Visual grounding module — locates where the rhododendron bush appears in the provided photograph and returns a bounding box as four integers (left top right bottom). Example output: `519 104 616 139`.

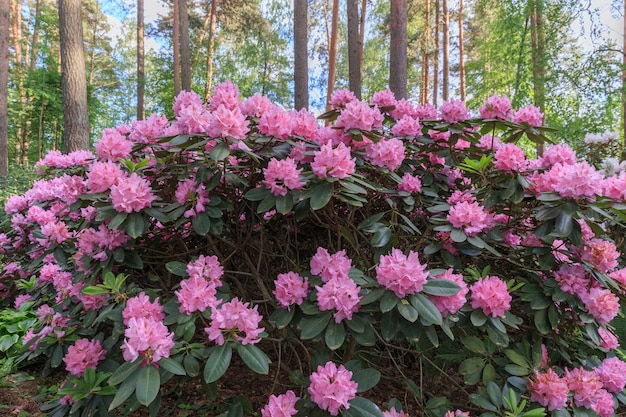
2 82 626 417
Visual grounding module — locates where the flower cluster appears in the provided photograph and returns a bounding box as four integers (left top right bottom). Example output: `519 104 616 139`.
376 248 429 298
308 361 358 416
205 297 264 345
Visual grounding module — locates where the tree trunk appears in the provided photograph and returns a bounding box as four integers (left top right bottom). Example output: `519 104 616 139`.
179 0 191 92
389 0 408 99
347 0 361 99
0 0 9 175
173 0 180 95
10 0 23 164
442 0 449 101
204 0 218 101
137 0 145 120
294 0 308 110
359 0 366 78
458 0 465 102
421 0 430 104
530 0 545 155
30 0 41 72
326 0 339 111
433 0 439 107
622 0 626 154
58 0 90 152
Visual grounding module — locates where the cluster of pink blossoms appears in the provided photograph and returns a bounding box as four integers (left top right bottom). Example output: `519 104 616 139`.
273 271 309 309
175 255 224 315
121 293 174 364
262 158 306 196
383 408 410 417
376 248 429 298
205 297 264 345
529 357 626 416
310 248 361 322
429 269 468 317
175 178 210 218
311 142 356 179
479 94 513 120
110 172 156 213
308 361 358 416
447 200 492 236
260 390 299 417
469 276 512 317
366 138 406 171
63 338 106 377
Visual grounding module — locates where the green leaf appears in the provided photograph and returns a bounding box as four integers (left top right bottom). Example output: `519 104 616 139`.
158 357 186 376
397 301 418 322
450 228 467 243
325 320 346 350
183 354 200 377
409 293 442 325
554 212 573 237
360 288 385 305
504 349 530 368
192 213 211 235
422 279 461 296
298 312 332 339
204 343 233 383
459 357 486 377
342 397 384 417
461 335 487 354
371 226 392 248
165 261 188 277
471 309 488 326
109 360 141 386
379 291 398 313
124 212 146 239
275 193 294 215
309 182 333 210
257 194 277 213
269 308 295 329
108 368 140 411
135 365 160 406
209 141 231 161
81 285 110 296
244 187 271 201
236 344 270 375
352 369 381 392
108 212 128 230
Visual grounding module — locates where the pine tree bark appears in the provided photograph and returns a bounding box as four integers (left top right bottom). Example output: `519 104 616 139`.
179 0 191 92
530 0 545 155
442 0 449 101
389 0 408 99
204 0 218 101
58 0 90 152
137 0 145 120
10 0 23 163
433 0 439 107
0 0 9 175
173 0 180 95
458 0 465 102
421 0 430 104
347 0 361 99
294 0 308 110
326 0 339 112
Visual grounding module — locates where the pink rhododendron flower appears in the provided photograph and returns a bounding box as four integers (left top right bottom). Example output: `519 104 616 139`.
540 143 577 168
398 173 422 193
4 194 29 214
310 248 353 282
444 410 470 417
209 80 241 111
513 104 543 126
261 390 299 417
129 113 169 143
308 361 358 416
176 275 220 314
366 138 405 171
477 134 502 151
566 367 604 409
470 276 511 317
502 229 522 246
439 99 470 123
553 263 590 296
187 254 224 281
173 90 204 117
598 327 619 350
95 128 132 161
429 269 468 317
206 104 250 140
392 115 421 137
335 99 384 132
41 221 71 245
86 161 123 193
608 267 626 291
447 201 491 236
63 338 106 377
479 94 513 120
580 238 619 273
590 389 615 417
290 108 319 138
175 178 210 218
376 248 429 298
311 142 356 179
384 408 409 417
581 287 619 325
122 292 165 326
390 98 418 120
177 100 211 134
527 368 569 411
415 103 437 119
205 297 264 345
595 357 626 393
371 88 397 107
316 275 361 323
110 172 156 213
262 158 306 196
274 272 309 309
240 93 274 118
330 88 357 108
258 105 293 140
493 143 528 172
121 317 175 364
14 294 32 310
